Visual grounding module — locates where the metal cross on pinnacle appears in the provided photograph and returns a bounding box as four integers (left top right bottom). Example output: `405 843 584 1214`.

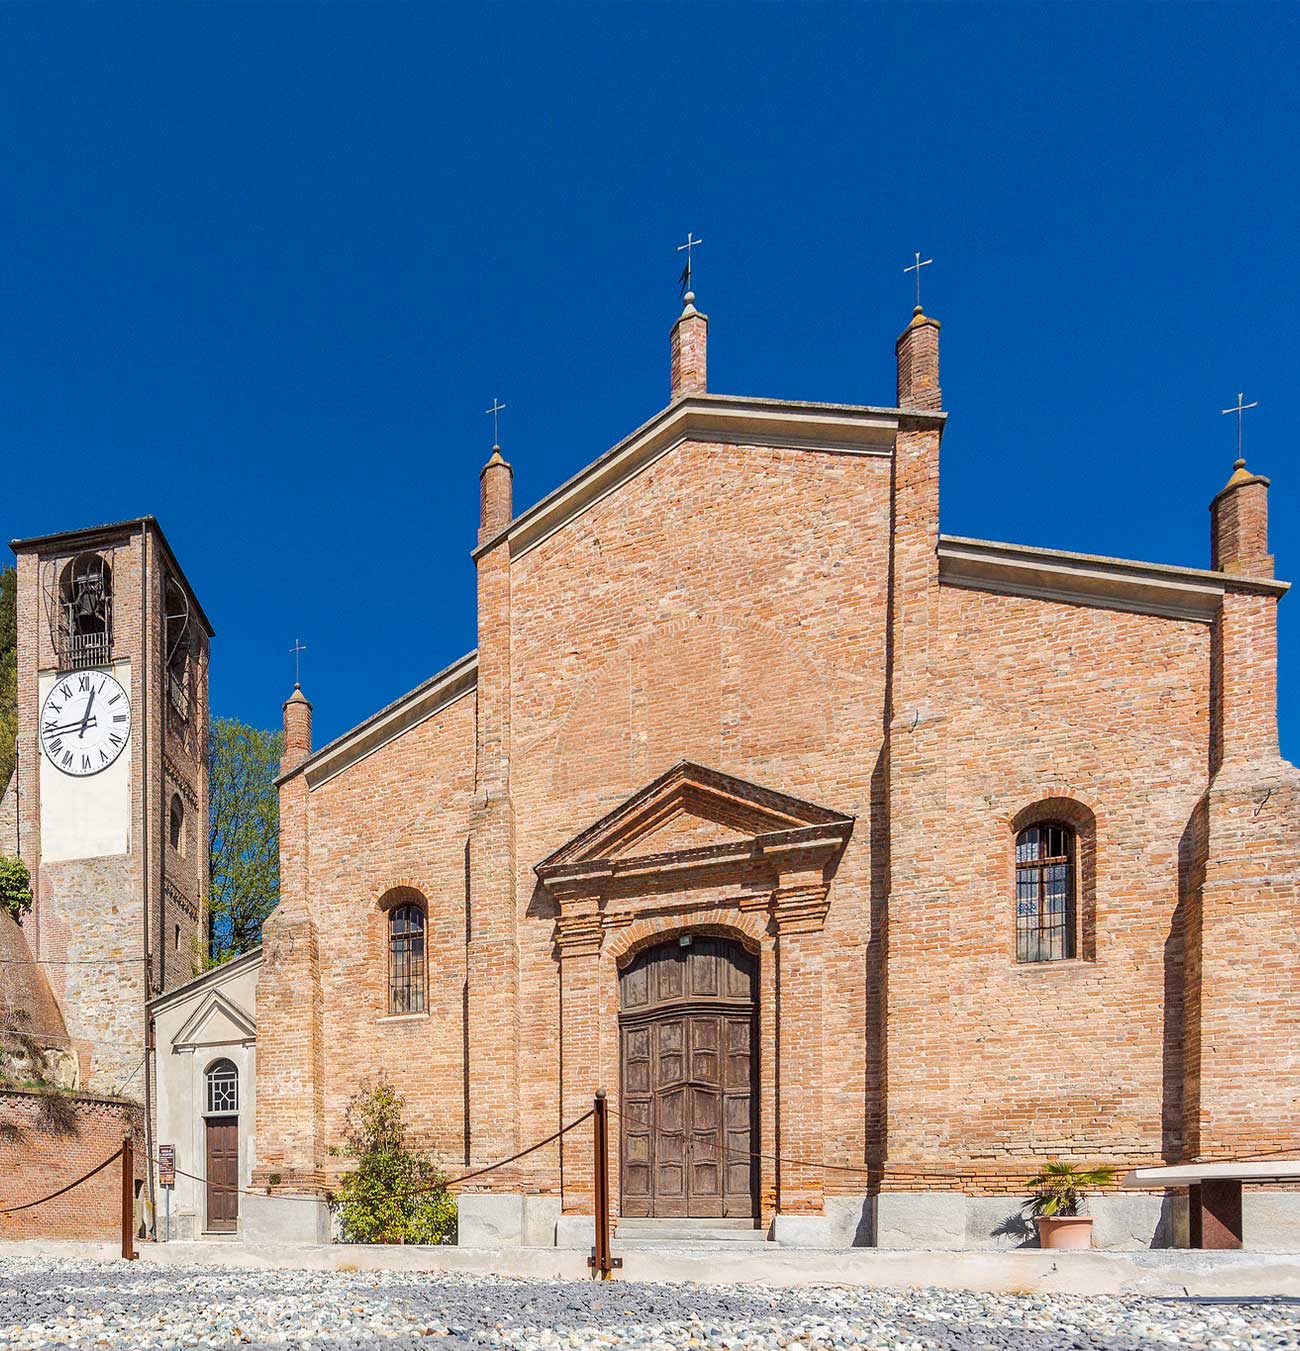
1220 391 1259 464
485 398 507 448
677 232 703 298
290 638 306 687
904 251 933 310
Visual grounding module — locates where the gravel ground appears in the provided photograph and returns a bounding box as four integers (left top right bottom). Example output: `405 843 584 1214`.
2 1256 1299 1351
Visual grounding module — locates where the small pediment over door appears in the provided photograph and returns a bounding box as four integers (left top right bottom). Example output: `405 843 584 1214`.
535 761 854 897
171 990 257 1052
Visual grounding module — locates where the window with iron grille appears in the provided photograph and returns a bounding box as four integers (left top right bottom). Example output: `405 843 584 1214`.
1015 822 1076 962
205 1059 239 1115
389 903 426 1014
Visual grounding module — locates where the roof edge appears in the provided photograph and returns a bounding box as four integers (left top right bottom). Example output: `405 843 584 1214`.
278 649 479 790
939 534 1289 624
146 944 263 1013
473 394 940 563
10 515 216 637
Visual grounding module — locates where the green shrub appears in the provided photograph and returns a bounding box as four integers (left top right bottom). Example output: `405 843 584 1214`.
329 1076 456 1244
0 855 32 924
1023 1161 1118 1218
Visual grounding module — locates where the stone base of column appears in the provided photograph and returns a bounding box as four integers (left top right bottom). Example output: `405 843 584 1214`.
771 1213 834 1247
241 1193 331 1245
457 1194 564 1247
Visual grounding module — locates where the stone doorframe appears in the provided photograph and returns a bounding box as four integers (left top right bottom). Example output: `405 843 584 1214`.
534 761 853 1230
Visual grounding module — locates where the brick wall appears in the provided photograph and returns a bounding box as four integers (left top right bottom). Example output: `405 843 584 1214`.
0 1089 143 1239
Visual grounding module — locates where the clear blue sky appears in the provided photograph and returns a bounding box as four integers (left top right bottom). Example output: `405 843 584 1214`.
2 3 1297 756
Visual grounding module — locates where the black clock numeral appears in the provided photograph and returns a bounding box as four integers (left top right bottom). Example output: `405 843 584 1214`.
80 755 92 771
113 714 127 723
99 748 110 764
48 737 63 754
109 733 123 747
61 750 73 768
108 693 122 705
78 675 90 691
48 702 62 717
59 683 72 700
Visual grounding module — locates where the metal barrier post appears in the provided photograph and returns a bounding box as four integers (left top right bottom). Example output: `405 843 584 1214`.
121 1135 136 1261
587 1090 620 1278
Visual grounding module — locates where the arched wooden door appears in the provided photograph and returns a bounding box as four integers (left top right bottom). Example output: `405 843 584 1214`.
618 936 758 1220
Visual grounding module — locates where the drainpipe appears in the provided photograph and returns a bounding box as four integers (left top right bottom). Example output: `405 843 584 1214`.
140 529 157 1238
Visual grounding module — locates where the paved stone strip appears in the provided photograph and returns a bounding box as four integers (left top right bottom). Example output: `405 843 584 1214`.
2 1256 1300 1350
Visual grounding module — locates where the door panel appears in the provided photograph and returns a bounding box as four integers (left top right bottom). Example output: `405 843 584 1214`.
205 1117 239 1232
619 938 757 1220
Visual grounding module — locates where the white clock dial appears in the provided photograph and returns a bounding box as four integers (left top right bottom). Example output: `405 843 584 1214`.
40 670 131 777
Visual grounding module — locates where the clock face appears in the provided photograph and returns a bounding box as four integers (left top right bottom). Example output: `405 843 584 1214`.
40 670 131 777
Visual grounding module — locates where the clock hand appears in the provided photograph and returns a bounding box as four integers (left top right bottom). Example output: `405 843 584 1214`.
78 686 97 739
46 717 99 734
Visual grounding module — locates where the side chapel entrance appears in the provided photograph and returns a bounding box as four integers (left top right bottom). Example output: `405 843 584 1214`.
618 936 757 1220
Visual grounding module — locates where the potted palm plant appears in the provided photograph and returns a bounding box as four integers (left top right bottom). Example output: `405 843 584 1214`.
1023 1162 1118 1249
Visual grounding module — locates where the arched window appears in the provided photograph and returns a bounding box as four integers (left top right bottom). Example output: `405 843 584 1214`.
205 1059 239 1115
1015 822 1076 962
169 793 185 854
389 903 426 1014
164 574 191 718
58 553 113 669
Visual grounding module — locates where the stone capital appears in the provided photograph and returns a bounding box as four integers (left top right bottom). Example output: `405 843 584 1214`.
769 881 831 934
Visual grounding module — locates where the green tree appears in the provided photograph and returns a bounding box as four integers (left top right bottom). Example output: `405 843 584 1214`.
208 716 282 963
329 1077 456 1245
0 565 16 793
0 855 32 924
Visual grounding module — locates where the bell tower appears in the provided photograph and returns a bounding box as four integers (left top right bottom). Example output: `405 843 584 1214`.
3 516 213 1097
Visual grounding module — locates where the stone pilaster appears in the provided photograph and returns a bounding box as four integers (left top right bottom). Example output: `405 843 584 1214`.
467 526 520 1167
771 871 830 1216
554 896 604 1213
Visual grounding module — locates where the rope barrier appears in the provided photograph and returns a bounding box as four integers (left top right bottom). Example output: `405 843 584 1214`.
0 1146 123 1216
609 1105 1299 1180
151 1107 596 1207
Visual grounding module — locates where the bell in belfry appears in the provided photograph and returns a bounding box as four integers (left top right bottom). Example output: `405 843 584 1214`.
71 570 105 622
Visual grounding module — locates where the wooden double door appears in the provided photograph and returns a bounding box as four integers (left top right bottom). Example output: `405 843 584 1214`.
619 937 757 1219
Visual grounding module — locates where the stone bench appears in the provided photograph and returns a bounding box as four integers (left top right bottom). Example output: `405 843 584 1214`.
1121 1162 1300 1249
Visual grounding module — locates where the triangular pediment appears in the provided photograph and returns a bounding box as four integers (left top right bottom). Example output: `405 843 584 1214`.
536 761 853 883
172 989 256 1052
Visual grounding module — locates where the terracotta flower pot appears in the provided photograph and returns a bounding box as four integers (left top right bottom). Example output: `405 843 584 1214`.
1035 1215 1094 1249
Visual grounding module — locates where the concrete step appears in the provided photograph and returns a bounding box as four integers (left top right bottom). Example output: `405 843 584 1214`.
613 1225 771 1247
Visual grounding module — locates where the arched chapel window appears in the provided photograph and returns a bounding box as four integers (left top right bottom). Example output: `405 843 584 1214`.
205 1059 239 1115
389 903 426 1014
1015 822 1076 963
169 793 185 854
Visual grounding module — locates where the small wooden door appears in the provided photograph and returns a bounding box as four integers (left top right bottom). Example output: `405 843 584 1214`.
205 1117 239 1232
620 937 757 1219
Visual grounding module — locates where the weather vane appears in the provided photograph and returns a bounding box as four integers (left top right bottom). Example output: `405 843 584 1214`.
1220 392 1259 464
485 398 507 448
677 231 703 298
904 251 933 310
290 638 307 687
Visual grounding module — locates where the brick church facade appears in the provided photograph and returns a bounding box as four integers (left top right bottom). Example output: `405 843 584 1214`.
249 293 1300 1248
